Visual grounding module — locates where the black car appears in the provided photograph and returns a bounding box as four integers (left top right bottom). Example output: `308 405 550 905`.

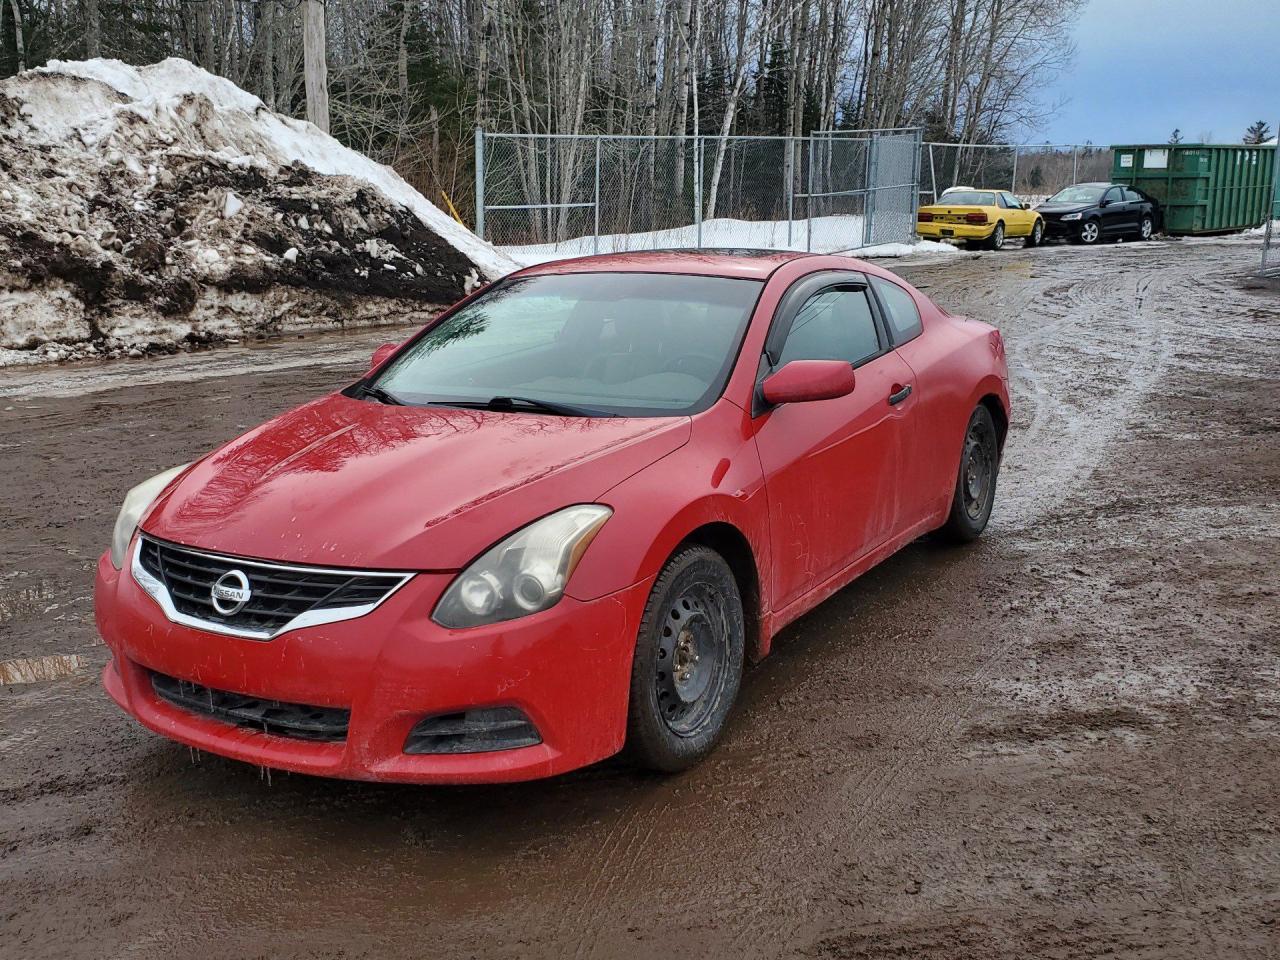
1036 183 1161 244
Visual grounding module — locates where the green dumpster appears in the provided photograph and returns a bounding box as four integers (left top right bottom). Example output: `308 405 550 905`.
1111 143 1277 235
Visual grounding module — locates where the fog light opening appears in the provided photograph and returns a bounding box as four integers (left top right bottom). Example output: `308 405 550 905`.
404 706 542 755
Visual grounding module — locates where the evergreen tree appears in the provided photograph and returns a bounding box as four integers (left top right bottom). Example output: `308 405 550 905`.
1244 121 1273 145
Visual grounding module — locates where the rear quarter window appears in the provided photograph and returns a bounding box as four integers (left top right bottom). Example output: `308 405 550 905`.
870 277 923 345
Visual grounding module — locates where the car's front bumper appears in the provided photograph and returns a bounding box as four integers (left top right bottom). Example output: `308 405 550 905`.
95 547 651 783
1041 218 1079 239
915 221 994 242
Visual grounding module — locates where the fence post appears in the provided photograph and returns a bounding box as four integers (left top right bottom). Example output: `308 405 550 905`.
694 136 703 247
863 134 878 248
911 129 923 218
474 128 485 240
1264 129 1280 275
1011 145 1019 192
806 135 815 252
786 137 795 248
593 136 601 256
927 142 937 204
1072 145 1079 185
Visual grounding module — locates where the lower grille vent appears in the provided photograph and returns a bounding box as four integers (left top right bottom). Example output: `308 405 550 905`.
151 672 350 741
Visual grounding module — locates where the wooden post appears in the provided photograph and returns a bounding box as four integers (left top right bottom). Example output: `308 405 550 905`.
302 0 330 134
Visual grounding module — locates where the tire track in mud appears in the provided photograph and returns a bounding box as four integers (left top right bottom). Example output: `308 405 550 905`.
902 245 1180 534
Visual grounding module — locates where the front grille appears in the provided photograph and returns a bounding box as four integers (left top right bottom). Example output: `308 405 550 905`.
137 536 409 638
151 671 349 741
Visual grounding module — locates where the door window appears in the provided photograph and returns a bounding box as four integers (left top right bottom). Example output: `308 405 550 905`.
777 287 881 367
1000 192 1021 209
1104 187 1124 204
870 277 923 344
1123 188 1144 202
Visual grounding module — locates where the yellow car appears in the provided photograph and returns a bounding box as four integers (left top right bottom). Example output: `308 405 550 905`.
916 188 1044 250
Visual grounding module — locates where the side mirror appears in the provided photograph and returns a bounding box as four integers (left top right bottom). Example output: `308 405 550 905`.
1022 201 1032 210
1098 198 1110 208
761 359 856 406
368 342 399 372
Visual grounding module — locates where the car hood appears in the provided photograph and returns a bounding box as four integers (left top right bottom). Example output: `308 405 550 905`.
142 393 691 570
1036 202 1093 215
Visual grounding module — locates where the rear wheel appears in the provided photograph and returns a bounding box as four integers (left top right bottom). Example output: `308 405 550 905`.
625 545 744 772
1025 218 1044 248
985 221 1006 251
939 405 1001 543
1078 219 1101 244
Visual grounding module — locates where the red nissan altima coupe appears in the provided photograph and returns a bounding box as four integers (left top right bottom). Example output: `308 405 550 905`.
95 250 1009 783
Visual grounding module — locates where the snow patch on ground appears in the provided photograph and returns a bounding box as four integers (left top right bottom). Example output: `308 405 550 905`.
0 58 514 365
500 215 960 266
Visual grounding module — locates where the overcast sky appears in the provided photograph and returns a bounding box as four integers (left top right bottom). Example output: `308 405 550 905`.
1034 0 1279 146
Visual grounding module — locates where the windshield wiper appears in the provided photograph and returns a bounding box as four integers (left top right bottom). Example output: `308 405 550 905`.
428 396 613 417
358 383 406 406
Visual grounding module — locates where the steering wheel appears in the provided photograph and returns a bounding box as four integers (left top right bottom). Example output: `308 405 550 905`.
664 353 721 381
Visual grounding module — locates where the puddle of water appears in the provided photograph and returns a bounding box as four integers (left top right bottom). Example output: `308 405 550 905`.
0 654 86 685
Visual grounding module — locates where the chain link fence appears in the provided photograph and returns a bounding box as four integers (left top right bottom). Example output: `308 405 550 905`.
921 142 1115 204
1262 126 1280 277
476 128 922 264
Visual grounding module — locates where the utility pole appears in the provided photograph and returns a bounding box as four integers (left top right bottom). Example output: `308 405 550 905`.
302 0 330 134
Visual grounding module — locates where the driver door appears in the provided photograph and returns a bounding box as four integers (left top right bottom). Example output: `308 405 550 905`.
1000 192 1032 236
751 273 915 611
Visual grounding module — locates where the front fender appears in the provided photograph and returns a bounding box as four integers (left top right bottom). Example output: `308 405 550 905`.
566 400 771 619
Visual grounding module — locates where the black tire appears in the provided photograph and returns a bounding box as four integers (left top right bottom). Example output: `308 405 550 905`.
625 544 744 772
939 405 1001 543
1137 215 1154 241
1077 218 1101 245
1024 218 1044 248
985 221 1006 251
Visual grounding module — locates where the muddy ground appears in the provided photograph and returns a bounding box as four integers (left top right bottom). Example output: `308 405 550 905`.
1 238 1278 959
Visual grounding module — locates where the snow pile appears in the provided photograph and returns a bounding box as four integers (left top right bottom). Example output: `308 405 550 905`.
0 58 515 365
500 215 960 266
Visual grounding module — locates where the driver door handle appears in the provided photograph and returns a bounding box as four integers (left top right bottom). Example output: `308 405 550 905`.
888 384 913 406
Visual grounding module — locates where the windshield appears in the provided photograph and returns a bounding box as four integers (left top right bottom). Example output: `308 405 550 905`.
370 272 763 417
1048 185 1106 204
937 191 996 206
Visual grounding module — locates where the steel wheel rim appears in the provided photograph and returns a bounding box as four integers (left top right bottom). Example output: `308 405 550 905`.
1141 219 1152 240
993 225 1004 248
655 580 730 736
1033 222 1042 243
961 422 995 521
1082 222 1099 243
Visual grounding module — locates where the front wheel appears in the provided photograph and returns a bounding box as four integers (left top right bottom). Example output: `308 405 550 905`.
1137 216 1153 241
1025 219 1044 248
625 545 745 772
939 405 1001 543
1078 219 1101 244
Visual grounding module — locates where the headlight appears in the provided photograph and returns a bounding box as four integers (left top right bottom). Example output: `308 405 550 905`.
433 505 612 628
109 463 190 569
1061 212 1082 221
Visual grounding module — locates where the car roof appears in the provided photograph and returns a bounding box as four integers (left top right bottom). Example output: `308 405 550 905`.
512 249 821 281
